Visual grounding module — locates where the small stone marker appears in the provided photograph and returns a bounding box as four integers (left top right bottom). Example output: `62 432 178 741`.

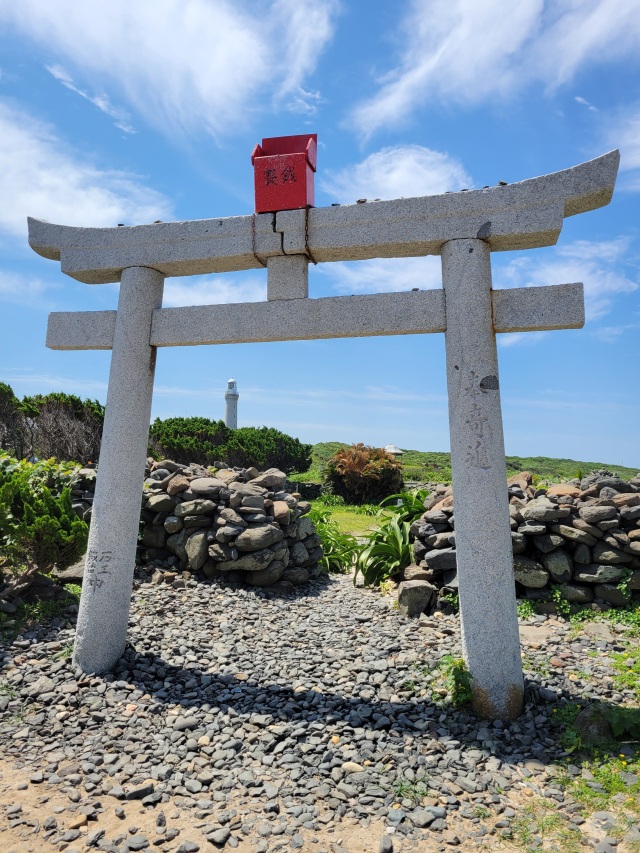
28 149 620 719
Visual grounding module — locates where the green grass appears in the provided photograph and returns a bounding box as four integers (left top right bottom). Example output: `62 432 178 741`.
611 648 640 699
310 501 382 536
509 798 583 853
290 442 638 486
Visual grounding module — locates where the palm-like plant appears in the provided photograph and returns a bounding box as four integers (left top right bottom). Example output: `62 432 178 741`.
378 489 430 523
354 515 413 587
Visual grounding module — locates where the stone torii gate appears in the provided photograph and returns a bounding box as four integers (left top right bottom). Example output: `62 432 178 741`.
28 150 619 720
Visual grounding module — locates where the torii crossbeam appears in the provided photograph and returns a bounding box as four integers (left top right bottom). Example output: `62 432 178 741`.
29 150 619 720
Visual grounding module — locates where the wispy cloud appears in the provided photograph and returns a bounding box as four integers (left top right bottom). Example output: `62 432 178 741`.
592 322 640 342
575 95 597 112
605 102 640 190
1 0 338 140
46 64 135 133
321 145 472 203
1 370 108 396
0 101 172 239
494 237 638 345
0 270 61 308
350 0 640 136
163 274 266 308
319 256 442 296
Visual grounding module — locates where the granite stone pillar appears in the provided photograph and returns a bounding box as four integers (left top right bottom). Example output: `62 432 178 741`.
441 238 524 719
73 266 164 674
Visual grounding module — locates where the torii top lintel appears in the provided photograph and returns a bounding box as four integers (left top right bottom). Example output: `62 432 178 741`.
27 151 619 285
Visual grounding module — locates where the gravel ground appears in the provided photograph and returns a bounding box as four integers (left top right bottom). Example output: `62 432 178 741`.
0 571 638 853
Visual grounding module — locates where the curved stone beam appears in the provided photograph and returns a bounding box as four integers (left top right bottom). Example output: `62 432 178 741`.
28 151 619 284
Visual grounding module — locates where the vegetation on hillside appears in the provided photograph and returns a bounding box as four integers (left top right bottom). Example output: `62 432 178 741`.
149 416 312 473
0 383 104 464
292 442 639 485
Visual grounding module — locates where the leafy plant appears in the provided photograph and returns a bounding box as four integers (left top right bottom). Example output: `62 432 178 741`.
379 489 430 522
314 493 346 507
434 655 473 707
440 589 459 613
308 508 358 573
0 455 88 574
324 443 403 505
517 599 536 619
354 515 412 587
551 585 571 617
394 778 431 804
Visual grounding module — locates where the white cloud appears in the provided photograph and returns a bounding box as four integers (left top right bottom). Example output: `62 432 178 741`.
0 270 60 308
46 65 135 134
320 256 442 296
321 145 472 203
1 0 338 139
575 95 597 113
605 103 640 190
0 102 173 239
494 237 638 337
163 274 266 308
351 0 640 136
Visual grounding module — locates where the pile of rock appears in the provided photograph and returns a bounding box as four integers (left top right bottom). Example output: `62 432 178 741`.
403 470 640 614
73 461 323 589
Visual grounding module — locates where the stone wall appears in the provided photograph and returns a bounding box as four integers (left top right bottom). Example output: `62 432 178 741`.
72 460 323 589
408 470 640 612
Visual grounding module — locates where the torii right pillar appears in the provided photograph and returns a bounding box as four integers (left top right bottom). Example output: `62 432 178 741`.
442 238 524 718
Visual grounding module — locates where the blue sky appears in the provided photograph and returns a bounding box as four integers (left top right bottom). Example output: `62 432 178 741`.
0 0 639 467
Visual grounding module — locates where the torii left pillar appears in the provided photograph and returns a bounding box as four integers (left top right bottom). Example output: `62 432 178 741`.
73 266 164 673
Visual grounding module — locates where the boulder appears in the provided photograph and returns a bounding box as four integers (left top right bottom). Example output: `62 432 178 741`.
513 556 548 588
174 499 217 518
542 550 572 583
246 561 285 586
235 524 284 552
188 477 227 496
397 580 436 617
593 541 633 564
185 531 209 571
250 468 287 490
217 547 275 572
573 564 627 584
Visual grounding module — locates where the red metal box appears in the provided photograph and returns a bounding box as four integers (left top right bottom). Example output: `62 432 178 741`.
251 134 317 213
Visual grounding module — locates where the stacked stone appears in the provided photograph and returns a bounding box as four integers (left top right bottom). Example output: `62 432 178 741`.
137 461 323 587
408 470 640 612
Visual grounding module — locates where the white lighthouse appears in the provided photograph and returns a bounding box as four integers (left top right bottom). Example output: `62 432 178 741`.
224 378 239 429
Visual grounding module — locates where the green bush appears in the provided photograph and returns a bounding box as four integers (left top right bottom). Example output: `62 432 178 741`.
324 443 403 505
0 455 88 574
149 417 312 473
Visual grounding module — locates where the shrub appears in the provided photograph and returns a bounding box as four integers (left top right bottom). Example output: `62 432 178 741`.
0 455 88 574
324 443 403 505
224 427 312 474
149 416 229 465
26 392 104 463
149 417 311 473
0 384 104 463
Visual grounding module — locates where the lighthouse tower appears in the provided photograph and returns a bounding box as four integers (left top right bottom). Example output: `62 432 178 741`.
224 378 239 429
